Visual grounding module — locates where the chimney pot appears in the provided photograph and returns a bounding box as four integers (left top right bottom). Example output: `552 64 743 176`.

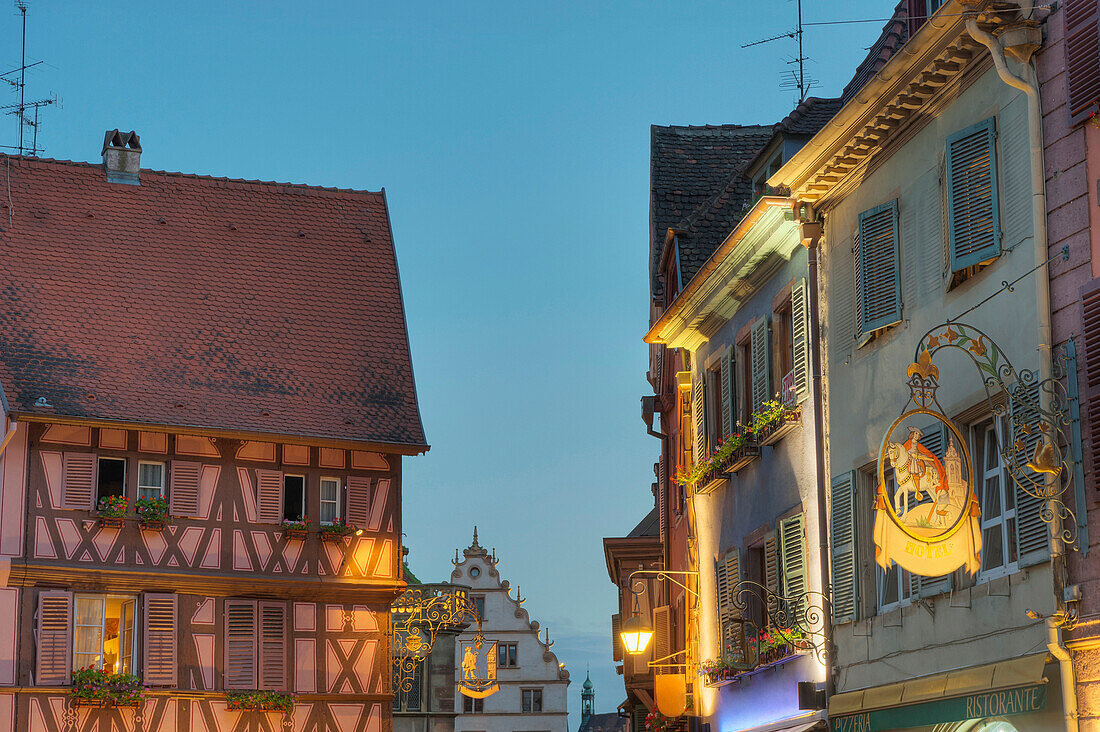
102 129 141 185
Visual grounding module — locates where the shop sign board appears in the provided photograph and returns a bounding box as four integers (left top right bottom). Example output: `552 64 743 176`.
831 683 1046 732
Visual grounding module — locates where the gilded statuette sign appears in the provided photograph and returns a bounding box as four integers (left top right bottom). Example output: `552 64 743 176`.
874 351 982 576
459 638 499 698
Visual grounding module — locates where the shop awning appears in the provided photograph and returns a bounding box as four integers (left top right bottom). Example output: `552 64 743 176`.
736 711 827 732
829 653 1048 731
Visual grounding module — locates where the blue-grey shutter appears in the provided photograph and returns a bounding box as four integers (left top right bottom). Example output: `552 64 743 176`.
1011 384 1051 567
857 200 902 334
720 348 733 437
751 317 771 414
852 229 864 341
946 117 1000 273
830 473 858 624
792 278 811 402
779 513 807 619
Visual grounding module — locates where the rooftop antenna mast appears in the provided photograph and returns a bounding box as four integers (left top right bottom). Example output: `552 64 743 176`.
1 1 56 156
742 0 817 102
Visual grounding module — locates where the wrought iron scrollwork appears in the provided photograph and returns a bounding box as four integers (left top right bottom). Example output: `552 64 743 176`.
727 580 829 666
914 322 1080 550
392 584 482 694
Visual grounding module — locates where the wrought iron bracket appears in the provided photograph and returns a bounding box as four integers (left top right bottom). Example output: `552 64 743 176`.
627 569 700 598
648 649 690 669
724 579 830 666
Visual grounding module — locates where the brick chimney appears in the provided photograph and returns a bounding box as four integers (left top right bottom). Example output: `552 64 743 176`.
101 130 141 185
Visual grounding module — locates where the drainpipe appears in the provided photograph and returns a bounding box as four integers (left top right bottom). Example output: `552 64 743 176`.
1048 614 1080 732
966 13 1076 731
801 215 832 701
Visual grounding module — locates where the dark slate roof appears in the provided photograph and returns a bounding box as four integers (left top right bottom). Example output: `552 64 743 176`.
840 0 911 104
579 713 629 732
0 154 427 449
628 506 659 538
650 124 773 290
776 96 844 136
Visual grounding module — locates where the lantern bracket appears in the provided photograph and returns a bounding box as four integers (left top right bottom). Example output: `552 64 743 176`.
627 569 700 598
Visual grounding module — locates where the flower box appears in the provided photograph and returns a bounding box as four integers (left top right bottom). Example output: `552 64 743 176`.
320 530 352 543
702 668 740 688
695 471 727 496
139 519 166 531
70 668 147 709
225 691 294 712
756 407 802 447
283 528 309 541
718 443 760 474
97 516 125 529
73 697 110 708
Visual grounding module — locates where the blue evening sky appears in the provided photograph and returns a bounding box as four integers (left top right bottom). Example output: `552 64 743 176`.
4 2 889 725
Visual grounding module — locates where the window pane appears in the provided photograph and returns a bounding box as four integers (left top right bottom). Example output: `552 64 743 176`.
983 526 1004 571
984 477 1002 519
509 644 517 667
74 597 105 670
97 459 126 501
1007 517 1018 564
139 463 163 488
119 600 134 675
283 476 305 521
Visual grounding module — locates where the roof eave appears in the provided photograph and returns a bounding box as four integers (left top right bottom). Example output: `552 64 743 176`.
644 196 794 347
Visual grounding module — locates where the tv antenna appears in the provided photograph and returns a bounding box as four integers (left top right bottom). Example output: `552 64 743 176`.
742 0 816 102
1 1 57 156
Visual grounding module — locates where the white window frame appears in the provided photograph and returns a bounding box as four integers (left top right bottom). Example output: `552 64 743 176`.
137 461 166 501
319 477 341 525
73 593 137 674
972 418 1018 582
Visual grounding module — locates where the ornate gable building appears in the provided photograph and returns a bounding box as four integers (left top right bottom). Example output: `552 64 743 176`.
0 133 427 730
450 530 569 732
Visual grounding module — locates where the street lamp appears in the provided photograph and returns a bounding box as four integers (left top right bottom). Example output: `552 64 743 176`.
620 613 653 655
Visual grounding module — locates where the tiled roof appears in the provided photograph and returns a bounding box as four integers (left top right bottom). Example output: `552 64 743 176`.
840 0 911 104
0 155 427 449
776 96 844 136
650 124 773 289
579 713 628 732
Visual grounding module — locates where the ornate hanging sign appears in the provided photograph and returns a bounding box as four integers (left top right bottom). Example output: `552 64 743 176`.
459 638 499 698
874 350 983 576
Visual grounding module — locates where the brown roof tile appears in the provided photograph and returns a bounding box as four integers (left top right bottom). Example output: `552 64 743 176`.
0 155 427 449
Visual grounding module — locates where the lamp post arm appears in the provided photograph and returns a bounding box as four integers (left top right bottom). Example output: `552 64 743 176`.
627 569 699 598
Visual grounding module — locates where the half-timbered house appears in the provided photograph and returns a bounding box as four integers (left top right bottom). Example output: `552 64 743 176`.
0 132 428 730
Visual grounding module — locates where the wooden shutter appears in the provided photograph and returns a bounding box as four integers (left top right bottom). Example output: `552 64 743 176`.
1065 0 1100 125
224 600 257 689
168 461 201 517
714 549 744 666
35 591 72 686
1011 385 1051 567
791 277 811 402
1081 278 1100 492
693 376 706 464
255 470 283 523
652 606 671 673
611 614 623 662
259 601 287 690
857 200 902 334
143 593 177 686
719 348 733 437
763 532 780 621
946 118 1000 273
779 513 807 619
751 317 771 414
852 229 865 341
830 473 858 624
61 453 95 510
346 476 371 529
657 458 667 546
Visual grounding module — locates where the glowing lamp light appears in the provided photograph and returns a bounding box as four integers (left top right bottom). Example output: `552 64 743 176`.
620 614 653 655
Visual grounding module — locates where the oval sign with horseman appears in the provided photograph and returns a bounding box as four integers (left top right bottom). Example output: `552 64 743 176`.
874 407 983 576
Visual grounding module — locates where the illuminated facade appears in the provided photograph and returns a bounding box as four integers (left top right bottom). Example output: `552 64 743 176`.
0 136 427 729
450 531 570 732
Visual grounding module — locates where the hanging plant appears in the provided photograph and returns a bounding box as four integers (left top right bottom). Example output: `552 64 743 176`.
282 518 310 540
225 690 295 712
135 496 168 529
70 666 148 707
319 517 356 541
645 710 677 732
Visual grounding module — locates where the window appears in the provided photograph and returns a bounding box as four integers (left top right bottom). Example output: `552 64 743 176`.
392 659 423 712
854 200 902 341
320 478 341 524
705 364 722 453
946 118 1000 285
464 695 484 713
498 642 518 668
1064 0 1100 125
96 458 126 504
972 419 1018 579
874 472 912 612
472 595 486 620
138 462 165 500
283 475 305 522
73 595 136 674
522 688 543 713
224 600 287 690
774 300 794 384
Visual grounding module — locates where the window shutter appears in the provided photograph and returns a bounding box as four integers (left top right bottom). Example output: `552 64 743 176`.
1065 0 1100 125
1081 278 1100 492
255 470 283 523
35 591 72 686
658 458 668 546
791 277 811 402
714 549 744 666
779 513 807 619
857 200 902 334
259 601 287 691
611 614 623 662
224 600 258 689
168 461 201 517
946 118 1000 273
143 593 177 686
61 452 95 510
693 376 706 464
719 349 733 437
346 476 371 529
830 473 858 624
1011 385 1051 567
852 229 865 341
652 605 671 673
763 531 780 620
751 317 771 414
